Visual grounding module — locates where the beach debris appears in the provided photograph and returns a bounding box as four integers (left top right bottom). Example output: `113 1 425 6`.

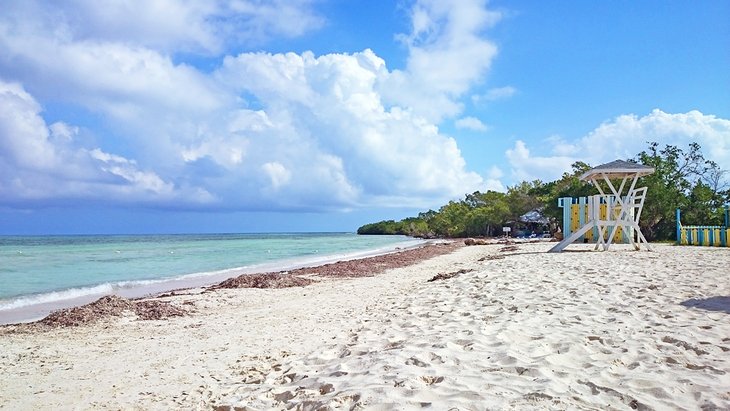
479 255 505 261
211 273 315 289
427 268 474 282
133 300 188 320
33 295 187 328
155 289 203 298
464 238 489 246
304 242 461 278
209 243 462 291
499 245 519 252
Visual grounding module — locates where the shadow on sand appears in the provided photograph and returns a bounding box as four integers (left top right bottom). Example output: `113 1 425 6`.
680 296 730 314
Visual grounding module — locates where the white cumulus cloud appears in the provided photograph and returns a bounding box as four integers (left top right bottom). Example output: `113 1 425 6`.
0 80 205 206
455 116 489 132
0 0 324 55
473 86 517 103
214 48 483 208
484 165 506 192
506 109 730 183
262 162 292 190
506 140 575 182
0 0 497 212
382 0 502 122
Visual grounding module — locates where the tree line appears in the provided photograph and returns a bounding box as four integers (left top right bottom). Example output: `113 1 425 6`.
357 142 730 241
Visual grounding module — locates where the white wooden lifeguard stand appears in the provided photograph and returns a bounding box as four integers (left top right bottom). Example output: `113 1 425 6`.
549 160 655 252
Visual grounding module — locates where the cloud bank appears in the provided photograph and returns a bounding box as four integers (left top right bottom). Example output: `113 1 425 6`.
1 0 727 215
506 109 730 183
0 0 493 211
0 80 210 207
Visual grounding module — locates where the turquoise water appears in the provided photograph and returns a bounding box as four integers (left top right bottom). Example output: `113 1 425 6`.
0 233 419 313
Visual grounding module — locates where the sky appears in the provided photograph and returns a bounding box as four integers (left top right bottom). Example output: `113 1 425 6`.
0 0 728 235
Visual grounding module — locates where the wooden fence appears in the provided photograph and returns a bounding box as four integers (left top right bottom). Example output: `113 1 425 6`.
676 207 730 247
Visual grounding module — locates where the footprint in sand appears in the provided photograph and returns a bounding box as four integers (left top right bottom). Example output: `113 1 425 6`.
240 367 265 384
661 336 709 355
273 390 296 402
429 352 445 364
421 376 444 385
384 340 405 351
405 357 429 367
275 372 302 384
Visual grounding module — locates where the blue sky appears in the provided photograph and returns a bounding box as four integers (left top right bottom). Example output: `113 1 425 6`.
1 0 728 234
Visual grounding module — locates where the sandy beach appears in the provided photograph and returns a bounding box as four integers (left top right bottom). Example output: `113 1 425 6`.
1 242 729 410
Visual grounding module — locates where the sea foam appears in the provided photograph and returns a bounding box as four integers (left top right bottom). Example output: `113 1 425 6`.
0 283 115 311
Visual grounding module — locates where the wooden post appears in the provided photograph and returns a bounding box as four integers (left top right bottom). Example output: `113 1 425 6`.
720 206 730 247
675 208 681 245
559 197 572 240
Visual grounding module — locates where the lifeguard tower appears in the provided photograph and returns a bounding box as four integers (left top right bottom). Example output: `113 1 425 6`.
549 160 655 252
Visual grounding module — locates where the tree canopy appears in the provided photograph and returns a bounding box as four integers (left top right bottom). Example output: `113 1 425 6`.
357 142 729 241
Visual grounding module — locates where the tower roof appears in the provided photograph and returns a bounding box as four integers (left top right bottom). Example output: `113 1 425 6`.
580 160 655 181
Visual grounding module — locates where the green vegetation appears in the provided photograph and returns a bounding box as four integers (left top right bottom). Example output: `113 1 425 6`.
357 142 729 241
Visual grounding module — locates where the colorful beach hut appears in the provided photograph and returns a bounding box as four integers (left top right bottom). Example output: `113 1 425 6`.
549 160 655 252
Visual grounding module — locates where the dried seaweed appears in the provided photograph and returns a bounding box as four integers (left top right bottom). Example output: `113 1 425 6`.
479 255 505 261
210 273 316 290
134 300 188 320
428 268 474 282
464 238 489 246
209 242 461 290
294 242 461 279
33 295 187 328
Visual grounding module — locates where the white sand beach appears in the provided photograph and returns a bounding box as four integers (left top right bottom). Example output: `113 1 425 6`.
1 242 729 410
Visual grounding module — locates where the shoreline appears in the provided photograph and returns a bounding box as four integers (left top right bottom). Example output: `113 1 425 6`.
5 241 460 330
1 242 728 409
0 236 434 325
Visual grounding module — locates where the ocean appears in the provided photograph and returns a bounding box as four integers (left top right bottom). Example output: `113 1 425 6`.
0 233 421 324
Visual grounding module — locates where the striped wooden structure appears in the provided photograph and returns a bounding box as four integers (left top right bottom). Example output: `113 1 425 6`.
558 197 628 243
676 207 730 247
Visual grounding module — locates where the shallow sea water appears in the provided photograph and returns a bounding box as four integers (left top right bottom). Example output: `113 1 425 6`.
0 233 419 321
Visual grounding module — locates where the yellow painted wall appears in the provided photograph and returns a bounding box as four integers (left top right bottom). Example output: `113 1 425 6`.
569 203 624 243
